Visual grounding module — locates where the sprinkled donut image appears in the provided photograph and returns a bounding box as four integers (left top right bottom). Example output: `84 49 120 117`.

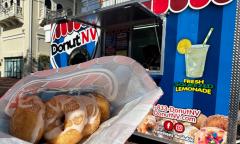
194 127 227 144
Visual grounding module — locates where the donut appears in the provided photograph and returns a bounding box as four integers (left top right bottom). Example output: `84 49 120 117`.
202 115 228 131
137 114 156 134
88 92 110 122
75 95 101 138
44 95 88 144
194 127 227 144
9 96 45 143
192 114 207 129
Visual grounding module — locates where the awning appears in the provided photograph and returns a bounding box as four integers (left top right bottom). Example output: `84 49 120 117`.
148 0 233 14
97 2 159 28
51 2 160 40
50 0 233 39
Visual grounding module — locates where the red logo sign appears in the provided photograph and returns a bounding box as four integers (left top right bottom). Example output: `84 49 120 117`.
147 0 233 14
174 122 185 133
163 121 174 131
52 21 82 40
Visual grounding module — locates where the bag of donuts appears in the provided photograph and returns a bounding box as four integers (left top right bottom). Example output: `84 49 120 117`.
0 56 163 144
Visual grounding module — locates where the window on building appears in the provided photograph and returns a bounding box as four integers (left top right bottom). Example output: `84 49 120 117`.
67 8 73 16
17 0 20 6
45 0 51 9
5 2 8 8
10 0 13 6
57 4 63 11
4 57 23 79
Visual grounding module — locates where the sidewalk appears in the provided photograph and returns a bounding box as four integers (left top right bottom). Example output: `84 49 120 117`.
0 78 19 97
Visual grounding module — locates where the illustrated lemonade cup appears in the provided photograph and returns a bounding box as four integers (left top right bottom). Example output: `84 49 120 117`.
185 44 210 78
177 28 214 78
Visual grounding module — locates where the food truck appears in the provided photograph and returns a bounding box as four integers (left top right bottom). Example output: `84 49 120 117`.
0 0 237 143
43 0 240 143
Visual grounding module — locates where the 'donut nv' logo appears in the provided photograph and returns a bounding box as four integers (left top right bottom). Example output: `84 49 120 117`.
50 21 99 69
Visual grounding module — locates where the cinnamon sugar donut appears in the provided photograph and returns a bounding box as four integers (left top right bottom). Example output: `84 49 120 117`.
10 96 45 143
202 115 228 131
44 95 88 144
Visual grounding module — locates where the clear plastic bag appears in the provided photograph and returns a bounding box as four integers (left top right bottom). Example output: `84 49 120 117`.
0 56 163 144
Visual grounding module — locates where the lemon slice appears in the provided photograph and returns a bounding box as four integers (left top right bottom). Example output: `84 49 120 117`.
177 39 192 54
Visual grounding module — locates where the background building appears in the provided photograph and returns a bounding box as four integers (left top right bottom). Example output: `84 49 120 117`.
0 0 63 78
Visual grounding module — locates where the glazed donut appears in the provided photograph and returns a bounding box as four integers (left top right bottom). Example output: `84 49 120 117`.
10 96 45 144
194 127 227 144
192 114 207 129
202 115 228 131
88 92 110 122
75 95 101 138
44 95 88 144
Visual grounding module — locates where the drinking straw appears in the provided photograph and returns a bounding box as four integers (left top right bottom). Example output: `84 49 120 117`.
203 28 214 46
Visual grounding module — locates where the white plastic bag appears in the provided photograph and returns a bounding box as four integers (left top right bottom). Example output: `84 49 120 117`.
0 56 163 144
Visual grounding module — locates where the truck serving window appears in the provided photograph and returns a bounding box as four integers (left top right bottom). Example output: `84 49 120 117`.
99 3 164 73
104 22 162 72
132 24 161 71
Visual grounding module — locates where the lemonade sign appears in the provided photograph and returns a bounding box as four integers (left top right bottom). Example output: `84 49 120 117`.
177 28 214 78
